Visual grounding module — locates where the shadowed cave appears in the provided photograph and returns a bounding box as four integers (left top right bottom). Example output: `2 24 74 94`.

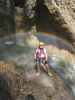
35 0 73 42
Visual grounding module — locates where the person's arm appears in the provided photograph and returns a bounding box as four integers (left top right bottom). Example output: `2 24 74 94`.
44 48 48 61
34 48 38 60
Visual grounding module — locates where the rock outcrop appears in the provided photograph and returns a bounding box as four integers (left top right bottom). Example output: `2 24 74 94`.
22 0 75 42
45 0 75 41
1 0 75 42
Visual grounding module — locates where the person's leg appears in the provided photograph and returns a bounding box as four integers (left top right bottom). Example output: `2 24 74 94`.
45 61 53 76
40 58 48 73
35 59 41 75
45 60 49 72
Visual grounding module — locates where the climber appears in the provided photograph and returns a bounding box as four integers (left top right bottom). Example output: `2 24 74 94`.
34 42 51 76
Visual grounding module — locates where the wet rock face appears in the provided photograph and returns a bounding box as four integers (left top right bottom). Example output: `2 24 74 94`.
0 0 15 37
0 61 74 100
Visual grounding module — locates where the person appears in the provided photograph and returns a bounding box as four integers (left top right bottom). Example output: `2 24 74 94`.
34 42 51 76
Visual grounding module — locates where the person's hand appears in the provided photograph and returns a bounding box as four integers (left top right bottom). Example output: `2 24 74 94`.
34 57 36 61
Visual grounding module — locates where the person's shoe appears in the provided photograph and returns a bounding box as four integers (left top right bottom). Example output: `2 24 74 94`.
48 72 52 76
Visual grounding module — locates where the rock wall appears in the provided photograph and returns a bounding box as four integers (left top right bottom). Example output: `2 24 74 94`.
45 0 75 41
0 0 15 37
22 0 75 42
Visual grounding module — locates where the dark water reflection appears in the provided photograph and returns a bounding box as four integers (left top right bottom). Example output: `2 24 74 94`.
35 34 75 53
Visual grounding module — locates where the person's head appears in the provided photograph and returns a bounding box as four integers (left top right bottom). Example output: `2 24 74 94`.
39 42 44 48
